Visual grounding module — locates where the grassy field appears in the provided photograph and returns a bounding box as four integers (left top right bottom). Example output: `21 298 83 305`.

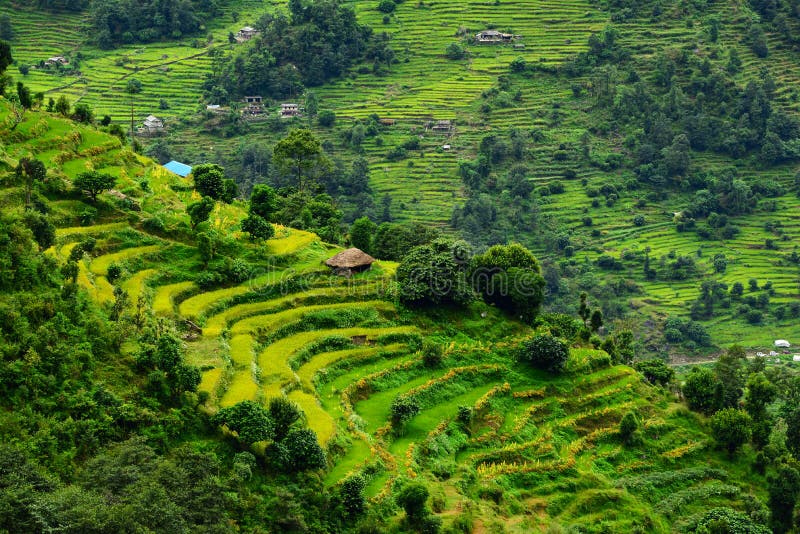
3 0 798 527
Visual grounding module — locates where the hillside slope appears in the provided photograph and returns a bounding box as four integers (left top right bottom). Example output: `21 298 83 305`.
1 101 783 531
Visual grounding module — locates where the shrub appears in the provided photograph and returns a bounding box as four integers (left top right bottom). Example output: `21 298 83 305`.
633 214 645 226
390 397 421 428
445 42 466 60
635 359 674 386
377 0 396 13
683 367 719 414
619 411 640 445
517 334 569 374
318 110 336 127
421 340 443 367
710 408 752 456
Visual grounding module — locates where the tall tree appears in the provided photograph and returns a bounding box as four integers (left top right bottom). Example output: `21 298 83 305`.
15 157 46 208
272 129 329 192
126 78 142 144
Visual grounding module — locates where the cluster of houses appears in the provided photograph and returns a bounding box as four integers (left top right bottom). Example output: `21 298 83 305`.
237 96 303 119
138 115 165 136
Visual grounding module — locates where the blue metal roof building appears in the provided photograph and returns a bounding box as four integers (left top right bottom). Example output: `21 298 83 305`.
163 160 192 177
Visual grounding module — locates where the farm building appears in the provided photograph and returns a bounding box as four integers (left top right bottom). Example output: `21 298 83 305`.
242 96 265 116
475 30 514 43
236 26 260 42
163 160 192 178
44 56 69 67
427 120 455 135
325 248 375 276
775 339 791 348
138 115 164 136
280 103 302 119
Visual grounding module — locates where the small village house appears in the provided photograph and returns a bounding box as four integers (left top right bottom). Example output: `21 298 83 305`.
138 115 164 136
325 248 376 276
236 26 260 42
44 56 69 67
280 103 302 119
427 119 454 135
475 30 514 43
242 96 265 116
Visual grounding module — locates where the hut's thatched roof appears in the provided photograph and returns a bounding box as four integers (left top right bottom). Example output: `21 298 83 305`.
325 248 375 268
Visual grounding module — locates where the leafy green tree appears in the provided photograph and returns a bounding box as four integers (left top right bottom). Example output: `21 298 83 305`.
283 428 326 471
349 216 376 253
619 411 640 445
191 164 227 200
241 214 275 241
15 157 46 208
683 367 719 414
518 334 569 374
212 400 274 446
186 196 214 230
768 464 800 533
715 345 746 409
22 212 55 251
72 103 94 124
395 483 431 527
710 408 752 456
268 396 303 442
305 91 318 118
126 78 142 141
635 359 674 386
272 129 330 192
318 110 336 127
390 397 420 429
340 474 366 518
54 95 70 116
445 42 466 60
397 239 473 306
745 372 778 448
73 171 116 202
0 39 11 75
16 82 32 109
249 184 279 220
470 243 546 321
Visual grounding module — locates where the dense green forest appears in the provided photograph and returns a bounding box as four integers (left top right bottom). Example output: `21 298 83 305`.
2 0 800 531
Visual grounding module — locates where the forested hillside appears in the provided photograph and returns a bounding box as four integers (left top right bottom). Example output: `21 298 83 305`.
2 0 800 532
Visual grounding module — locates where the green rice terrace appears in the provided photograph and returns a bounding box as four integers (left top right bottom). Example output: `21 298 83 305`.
3 0 800 532
3 100 798 532
6 0 800 352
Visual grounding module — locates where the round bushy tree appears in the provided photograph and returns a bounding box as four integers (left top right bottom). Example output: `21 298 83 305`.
191 164 227 200
249 184 279 220
187 196 215 230
268 396 303 442
517 334 569 374
710 408 752 456
470 243 545 321
349 216 376 253
212 400 274 446
682 366 719 414
396 239 473 306
241 214 275 241
283 428 326 471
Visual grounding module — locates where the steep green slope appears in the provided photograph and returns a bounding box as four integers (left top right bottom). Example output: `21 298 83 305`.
2 101 789 531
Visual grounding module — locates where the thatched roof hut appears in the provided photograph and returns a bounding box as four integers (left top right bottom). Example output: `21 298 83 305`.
325 248 375 274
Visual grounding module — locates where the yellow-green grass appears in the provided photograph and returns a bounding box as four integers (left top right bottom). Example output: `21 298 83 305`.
267 226 321 255
296 346 397 391
199 368 223 396
121 269 157 306
202 284 386 336
153 281 197 315
258 326 417 387
55 222 128 238
178 259 330 320
220 367 260 408
76 260 115 305
229 334 256 367
229 300 395 336
288 390 336 445
89 245 162 276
